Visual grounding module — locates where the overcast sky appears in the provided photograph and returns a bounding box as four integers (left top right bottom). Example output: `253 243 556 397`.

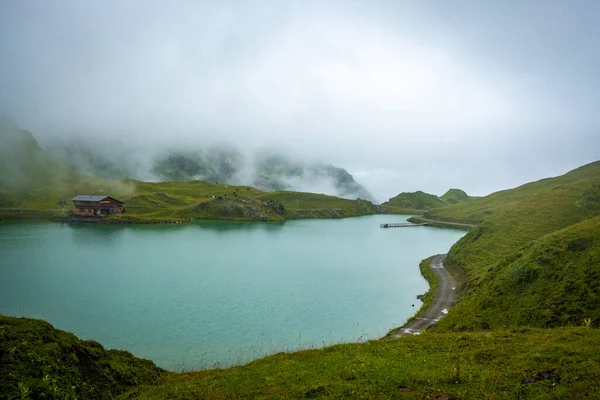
0 0 598 201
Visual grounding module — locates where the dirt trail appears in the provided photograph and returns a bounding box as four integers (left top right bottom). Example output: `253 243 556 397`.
388 254 456 338
413 217 477 228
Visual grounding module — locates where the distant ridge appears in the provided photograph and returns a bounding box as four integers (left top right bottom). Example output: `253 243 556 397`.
382 189 472 210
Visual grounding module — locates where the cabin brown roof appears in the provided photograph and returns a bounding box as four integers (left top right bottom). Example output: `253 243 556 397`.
71 195 124 204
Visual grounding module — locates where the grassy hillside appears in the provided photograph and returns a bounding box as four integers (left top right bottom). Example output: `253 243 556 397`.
49 138 375 201
0 119 75 205
383 190 446 209
0 125 386 223
3 315 600 399
425 161 600 224
440 188 471 204
383 189 471 210
0 316 162 400
431 161 600 330
439 216 600 331
1 178 386 223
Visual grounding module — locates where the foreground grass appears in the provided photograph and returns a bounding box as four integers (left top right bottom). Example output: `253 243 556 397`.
127 327 600 399
0 316 162 400
4 315 600 399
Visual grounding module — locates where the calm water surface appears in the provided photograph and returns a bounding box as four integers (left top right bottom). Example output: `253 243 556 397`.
0 215 464 370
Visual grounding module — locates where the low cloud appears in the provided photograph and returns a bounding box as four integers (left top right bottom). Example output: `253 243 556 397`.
0 1 598 200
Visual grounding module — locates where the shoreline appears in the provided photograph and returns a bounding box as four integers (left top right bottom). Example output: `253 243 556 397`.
385 254 457 338
2 208 411 225
407 216 476 230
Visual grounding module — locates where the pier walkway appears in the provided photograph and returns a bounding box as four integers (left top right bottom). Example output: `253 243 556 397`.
380 222 428 228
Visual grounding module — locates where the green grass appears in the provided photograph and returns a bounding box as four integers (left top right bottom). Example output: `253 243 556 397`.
440 188 472 204
427 161 600 331
383 189 472 211
5 127 600 398
383 190 447 209
0 127 387 223
425 161 600 224
0 178 386 223
379 205 424 215
438 216 600 331
126 327 600 399
0 315 162 400
4 315 600 399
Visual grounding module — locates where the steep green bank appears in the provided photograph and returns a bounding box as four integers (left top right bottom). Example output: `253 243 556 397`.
430 161 600 331
439 215 600 331
383 188 472 210
0 316 162 400
3 315 600 399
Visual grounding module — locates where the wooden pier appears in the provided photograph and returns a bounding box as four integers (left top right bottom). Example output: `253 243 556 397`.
380 222 428 228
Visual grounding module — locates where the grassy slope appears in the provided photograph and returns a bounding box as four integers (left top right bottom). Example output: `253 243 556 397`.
116 183 384 222
440 188 471 204
383 190 446 209
4 315 600 400
430 161 600 330
0 126 387 222
0 316 162 400
1 178 386 223
129 327 600 399
383 188 472 211
426 161 600 224
439 216 600 331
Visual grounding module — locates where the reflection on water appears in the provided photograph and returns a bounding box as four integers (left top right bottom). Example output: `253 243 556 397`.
65 220 286 244
69 224 125 245
192 220 286 233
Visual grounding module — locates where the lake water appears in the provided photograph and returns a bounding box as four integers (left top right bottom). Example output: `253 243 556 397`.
0 215 464 370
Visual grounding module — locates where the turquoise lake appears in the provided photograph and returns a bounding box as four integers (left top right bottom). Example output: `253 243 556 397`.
0 215 464 370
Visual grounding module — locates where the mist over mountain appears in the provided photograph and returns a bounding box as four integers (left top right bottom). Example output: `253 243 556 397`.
0 116 71 194
41 135 376 202
146 147 375 201
45 137 144 180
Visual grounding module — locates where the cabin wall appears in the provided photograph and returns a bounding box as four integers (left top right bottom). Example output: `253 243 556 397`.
71 200 125 216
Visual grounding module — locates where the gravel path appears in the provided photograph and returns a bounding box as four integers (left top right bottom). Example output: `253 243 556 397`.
412 217 477 228
388 254 456 338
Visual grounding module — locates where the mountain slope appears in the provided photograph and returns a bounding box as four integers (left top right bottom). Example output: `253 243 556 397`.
0 117 76 207
434 161 600 330
0 123 383 222
153 150 376 201
440 188 471 204
383 189 471 210
426 161 600 224
439 216 600 330
383 191 445 209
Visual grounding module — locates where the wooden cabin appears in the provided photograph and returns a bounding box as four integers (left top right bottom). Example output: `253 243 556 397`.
70 195 125 220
